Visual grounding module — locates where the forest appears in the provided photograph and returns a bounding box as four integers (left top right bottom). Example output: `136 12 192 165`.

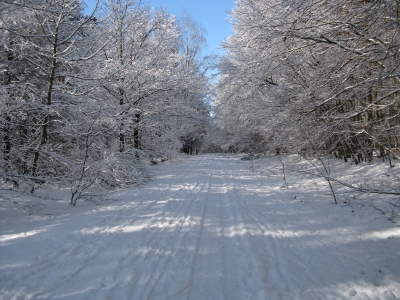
0 0 211 205
212 0 400 163
1 0 400 208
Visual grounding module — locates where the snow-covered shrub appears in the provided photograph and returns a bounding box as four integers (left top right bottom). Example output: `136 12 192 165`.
69 149 151 206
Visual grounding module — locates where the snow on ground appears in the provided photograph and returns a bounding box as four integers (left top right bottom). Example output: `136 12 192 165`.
0 154 399 300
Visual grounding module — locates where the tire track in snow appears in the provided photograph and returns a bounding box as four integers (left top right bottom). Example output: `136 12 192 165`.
222 175 270 299
218 157 300 299
72 158 208 299
184 156 214 300
235 190 295 298
137 187 206 300
123 156 214 300
245 199 313 272
215 170 245 300
96 158 211 299
242 158 327 298
217 184 229 300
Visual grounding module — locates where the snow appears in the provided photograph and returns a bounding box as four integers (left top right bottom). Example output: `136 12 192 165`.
1 154 399 300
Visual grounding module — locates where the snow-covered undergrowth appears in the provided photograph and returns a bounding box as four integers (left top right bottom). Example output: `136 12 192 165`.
252 154 400 222
0 154 399 299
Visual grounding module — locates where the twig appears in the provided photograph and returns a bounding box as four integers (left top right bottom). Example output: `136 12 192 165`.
277 155 289 188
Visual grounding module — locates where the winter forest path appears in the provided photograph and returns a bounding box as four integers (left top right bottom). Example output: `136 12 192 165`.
1 155 399 299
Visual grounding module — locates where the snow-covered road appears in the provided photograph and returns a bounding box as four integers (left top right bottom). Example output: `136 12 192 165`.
1 155 399 299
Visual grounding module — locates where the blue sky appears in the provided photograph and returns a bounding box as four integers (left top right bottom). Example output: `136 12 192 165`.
84 0 235 56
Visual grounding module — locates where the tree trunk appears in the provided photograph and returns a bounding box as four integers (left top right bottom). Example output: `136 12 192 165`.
134 113 141 149
119 87 125 152
31 28 58 181
3 115 11 171
3 39 14 178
